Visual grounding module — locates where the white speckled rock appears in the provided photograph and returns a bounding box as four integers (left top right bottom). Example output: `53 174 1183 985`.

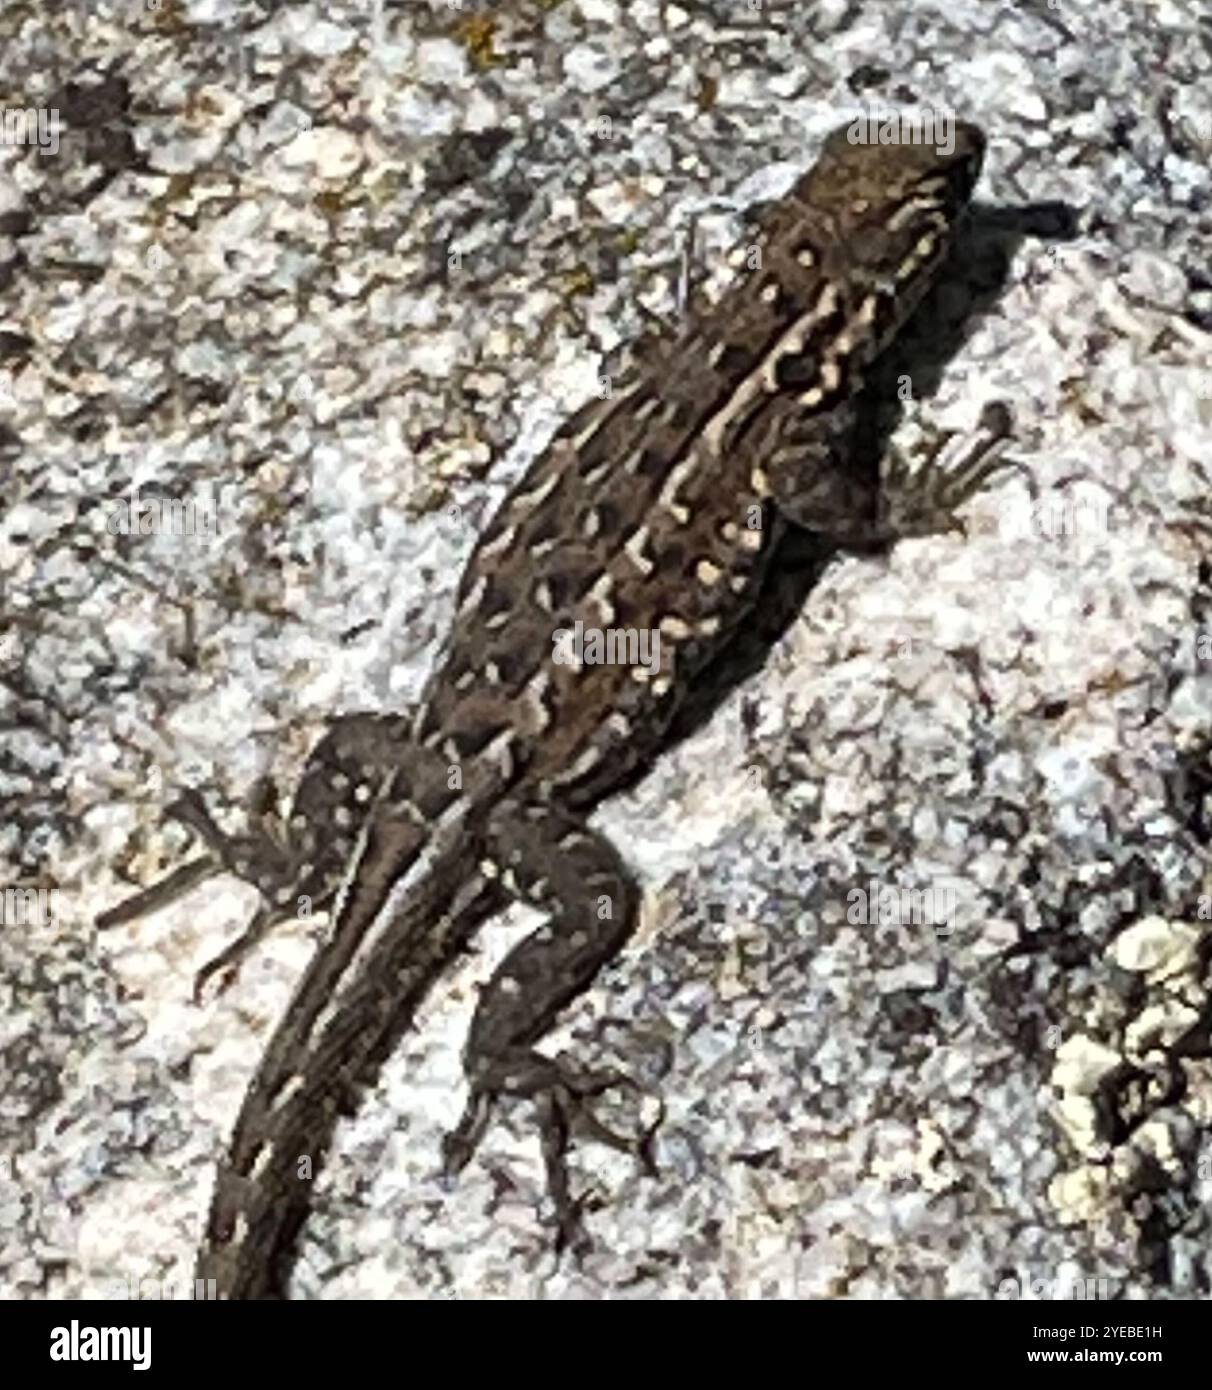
279 125 364 180
1112 916 1203 979
6 0 1212 1308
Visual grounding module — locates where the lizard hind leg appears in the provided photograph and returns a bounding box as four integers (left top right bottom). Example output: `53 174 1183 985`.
442 800 662 1252
182 712 412 999
101 712 416 995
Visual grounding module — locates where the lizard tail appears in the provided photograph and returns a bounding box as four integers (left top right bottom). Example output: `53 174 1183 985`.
195 828 507 1299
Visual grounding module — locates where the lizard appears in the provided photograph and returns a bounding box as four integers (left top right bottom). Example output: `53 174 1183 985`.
100 121 1014 1297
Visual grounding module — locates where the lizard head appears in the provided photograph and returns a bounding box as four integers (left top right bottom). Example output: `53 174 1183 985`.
789 117 985 349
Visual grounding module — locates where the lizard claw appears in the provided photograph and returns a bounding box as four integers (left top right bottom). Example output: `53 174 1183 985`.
440 1089 495 1179
192 905 279 1003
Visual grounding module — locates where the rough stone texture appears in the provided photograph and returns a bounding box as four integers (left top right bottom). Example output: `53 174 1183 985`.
2 0 1211 1300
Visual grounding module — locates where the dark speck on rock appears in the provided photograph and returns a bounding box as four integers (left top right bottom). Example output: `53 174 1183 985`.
0 332 34 362
424 129 512 195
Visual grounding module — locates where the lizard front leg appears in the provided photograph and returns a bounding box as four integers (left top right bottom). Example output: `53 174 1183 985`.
442 800 659 1249
765 398 1020 545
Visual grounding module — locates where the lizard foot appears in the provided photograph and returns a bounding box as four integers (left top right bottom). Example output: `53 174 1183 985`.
94 789 279 933
877 400 1027 539
162 790 307 1001
441 1052 663 1252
